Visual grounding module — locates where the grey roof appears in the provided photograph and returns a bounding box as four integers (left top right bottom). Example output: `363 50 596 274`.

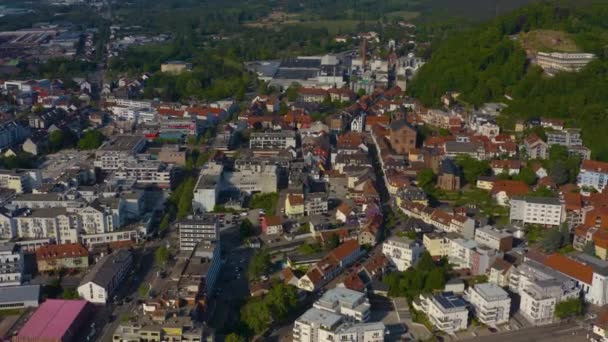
445 141 478 153
79 249 132 289
0 285 40 304
511 196 561 205
13 193 62 201
474 283 509 301
100 135 144 152
434 292 467 309
297 307 342 329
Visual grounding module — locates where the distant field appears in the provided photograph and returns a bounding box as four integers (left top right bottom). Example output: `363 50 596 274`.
386 10 421 21
517 29 580 54
285 11 420 34
286 20 373 35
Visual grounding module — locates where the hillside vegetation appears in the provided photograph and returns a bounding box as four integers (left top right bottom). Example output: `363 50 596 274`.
517 29 579 54
408 0 608 160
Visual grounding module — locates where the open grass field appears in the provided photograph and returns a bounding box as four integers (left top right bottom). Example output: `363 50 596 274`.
517 29 580 54
386 10 421 21
286 19 374 35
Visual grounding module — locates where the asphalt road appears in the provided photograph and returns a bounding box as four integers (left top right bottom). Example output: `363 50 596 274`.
95 243 159 342
208 223 254 333
469 321 587 342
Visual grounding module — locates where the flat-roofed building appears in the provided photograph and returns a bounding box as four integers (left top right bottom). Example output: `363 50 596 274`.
313 287 371 322
293 307 385 342
536 52 595 72
413 292 468 334
509 259 580 326
474 226 513 252
509 196 565 226
94 135 146 170
250 131 296 150
382 236 425 271
0 285 40 310
178 215 218 252
192 162 223 213
0 243 24 287
464 283 510 326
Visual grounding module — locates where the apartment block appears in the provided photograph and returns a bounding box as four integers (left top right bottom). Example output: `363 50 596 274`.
474 226 513 252
509 259 580 326
192 162 223 213
94 135 146 170
0 169 42 194
249 131 296 150
448 237 500 275
536 52 595 72
579 160 608 192
0 243 24 287
413 292 468 334
464 283 511 326
293 307 385 342
178 215 219 252
423 232 450 258
313 287 371 322
509 196 564 226
35 243 89 272
382 236 425 271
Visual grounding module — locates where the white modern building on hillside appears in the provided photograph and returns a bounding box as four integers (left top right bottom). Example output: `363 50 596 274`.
464 283 511 326
382 236 425 271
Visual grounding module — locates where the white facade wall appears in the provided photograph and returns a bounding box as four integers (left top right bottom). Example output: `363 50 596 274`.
382 237 425 271
509 197 564 226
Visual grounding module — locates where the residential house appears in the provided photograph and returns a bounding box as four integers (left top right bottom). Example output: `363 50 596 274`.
35 243 89 272
77 249 133 304
491 160 522 176
286 194 305 218
491 180 530 206
523 134 548 160
262 216 283 235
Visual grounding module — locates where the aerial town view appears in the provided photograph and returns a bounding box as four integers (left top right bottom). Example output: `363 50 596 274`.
1 0 608 341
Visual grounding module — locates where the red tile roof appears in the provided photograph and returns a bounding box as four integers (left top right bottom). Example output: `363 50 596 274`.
491 180 530 197
343 272 366 292
36 243 88 260
288 194 304 206
564 192 583 211
582 160 608 173
330 239 360 262
543 253 593 284
264 215 282 226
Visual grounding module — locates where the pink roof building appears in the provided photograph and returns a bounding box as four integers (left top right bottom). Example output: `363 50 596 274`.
15 299 91 342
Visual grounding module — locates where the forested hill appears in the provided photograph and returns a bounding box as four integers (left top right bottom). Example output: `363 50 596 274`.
407 0 608 160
